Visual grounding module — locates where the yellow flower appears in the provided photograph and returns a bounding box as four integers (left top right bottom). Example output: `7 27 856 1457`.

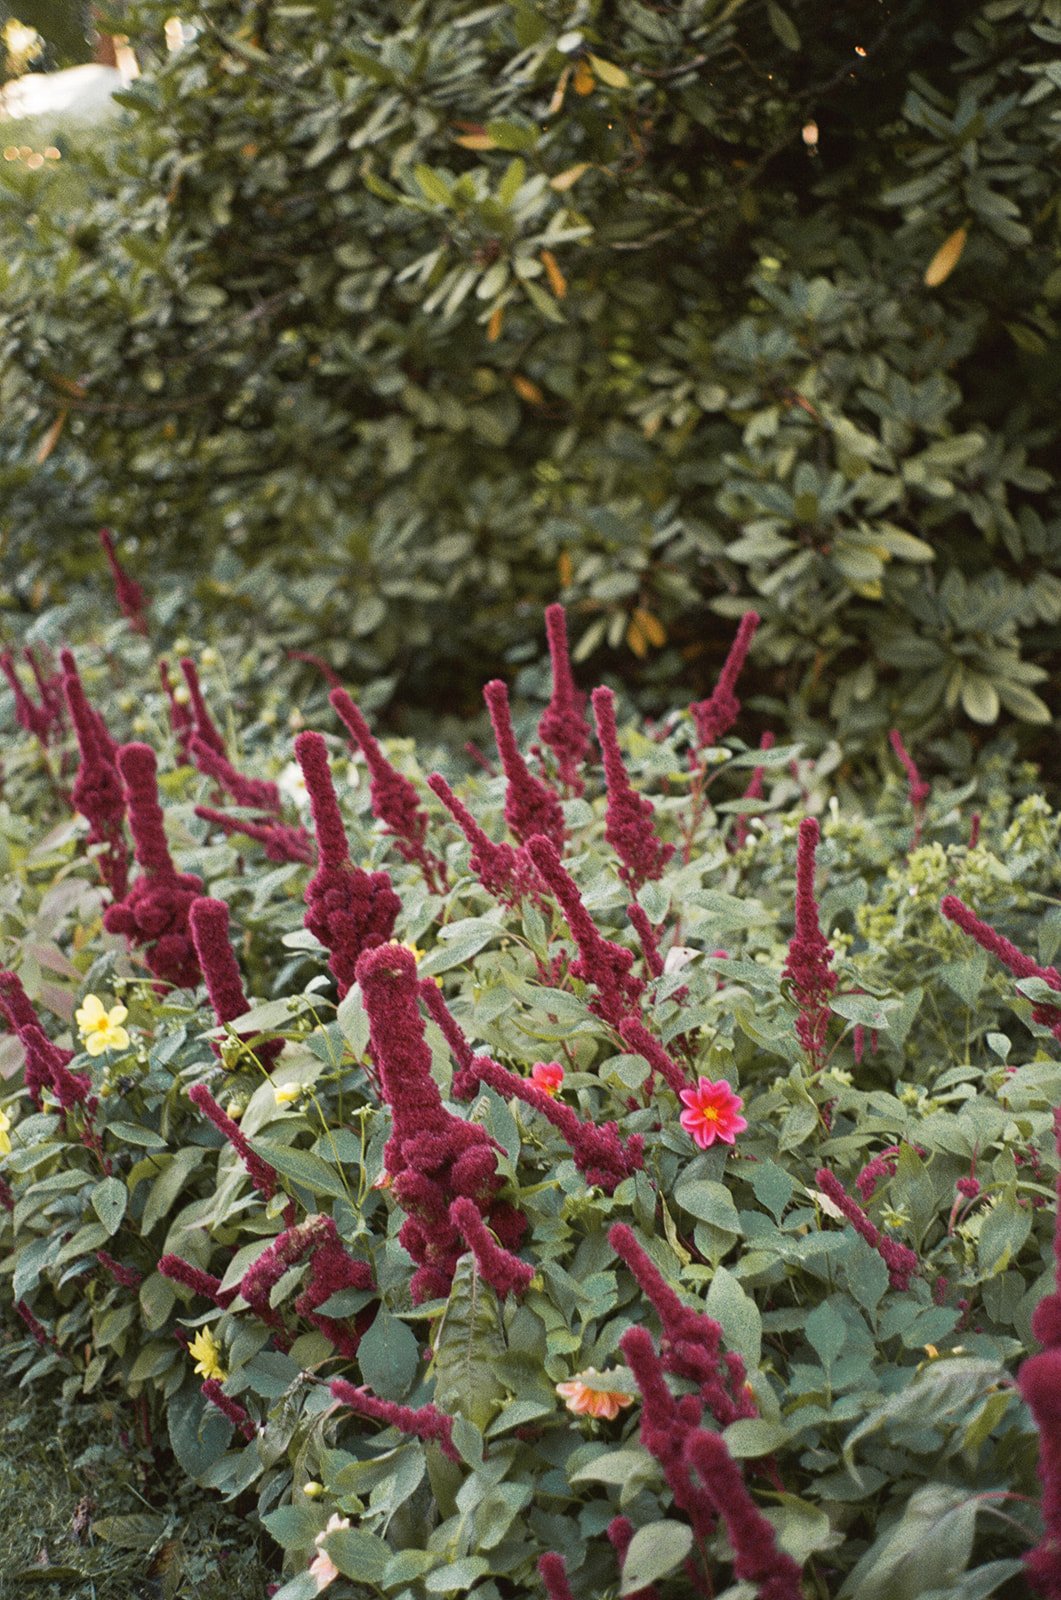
556 1369 635 1421
188 1325 226 1381
75 994 130 1056
0 1106 11 1157
274 1083 301 1106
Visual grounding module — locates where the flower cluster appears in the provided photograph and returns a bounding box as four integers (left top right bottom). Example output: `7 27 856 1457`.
103 743 204 988
357 942 525 1301
188 896 283 1068
689 611 760 749
536 603 590 795
330 689 447 891
941 894 1061 1040
592 686 673 890
295 731 401 995
62 654 128 898
426 771 537 906
524 834 643 1027
782 817 838 1070
100 528 149 635
484 679 567 853
815 1168 919 1290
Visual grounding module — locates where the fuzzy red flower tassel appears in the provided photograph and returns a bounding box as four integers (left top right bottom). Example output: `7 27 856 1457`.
537 603 590 796
295 731 400 996
690 612 759 749
356 942 525 1302
330 689 447 891
782 818 837 1070
484 679 567 852
100 528 149 635
592 686 673 890
188 896 283 1068
103 743 203 989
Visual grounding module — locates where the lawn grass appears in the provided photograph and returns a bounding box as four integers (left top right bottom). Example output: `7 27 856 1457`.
0 1353 276 1598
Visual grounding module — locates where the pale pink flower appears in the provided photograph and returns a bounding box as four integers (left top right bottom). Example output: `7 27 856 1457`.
679 1077 747 1149
309 1514 350 1592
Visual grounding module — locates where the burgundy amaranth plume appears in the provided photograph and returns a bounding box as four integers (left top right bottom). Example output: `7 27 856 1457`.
25 646 64 727
627 902 665 979
287 648 344 691
95 1250 142 1290
158 1253 237 1310
201 1380 257 1440
537 603 590 795
195 804 313 865
178 657 227 758
1018 1110 1061 1596
188 1082 278 1201
99 528 148 635
538 1554 576 1600
941 895 1061 1041
240 1215 374 1357
426 771 537 906
815 1168 918 1289
159 660 194 759
2 650 57 746
620 1324 720 1553
329 688 447 892
449 1196 534 1299
356 942 526 1302
592 686 674 890
889 728 930 847
483 679 566 852
103 743 203 989
188 897 283 1069
62 658 128 897
294 731 400 996
734 730 776 850
189 735 282 815
690 611 760 749
330 1378 458 1461
685 1431 804 1600
452 1052 643 1193
782 818 837 1071
617 1016 690 1100
610 1224 754 1426
0 971 90 1110
524 834 644 1028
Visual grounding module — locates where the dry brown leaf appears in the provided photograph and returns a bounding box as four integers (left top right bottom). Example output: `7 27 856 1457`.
35 410 67 464
924 226 968 288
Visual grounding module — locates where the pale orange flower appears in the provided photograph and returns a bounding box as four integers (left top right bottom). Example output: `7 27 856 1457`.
556 1370 634 1421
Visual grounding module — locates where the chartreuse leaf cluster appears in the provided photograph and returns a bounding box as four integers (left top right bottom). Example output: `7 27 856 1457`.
0 636 1058 1595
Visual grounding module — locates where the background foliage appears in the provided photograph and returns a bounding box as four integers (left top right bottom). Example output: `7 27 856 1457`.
2 628 1061 1595
1 0 1059 744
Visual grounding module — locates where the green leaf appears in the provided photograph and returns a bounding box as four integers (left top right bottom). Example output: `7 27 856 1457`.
432 1253 505 1431
90 1176 128 1236
723 1418 791 1457
326 1527 391 1583
766 2 801 49
356 1309 420 1401
839 1484 980 1600
424 1557 491 1593
621 1521 694 1594
705 1266 761 1368
674 1178 741 1233
249 1140 350 1202
90 1513 167 1549
804 1301 847 1369
413 165 452 206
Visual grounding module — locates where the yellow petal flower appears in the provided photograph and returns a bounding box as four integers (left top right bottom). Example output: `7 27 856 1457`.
76 995 130 1054
274 1083 301 1106
188 1326 227 1381
0 1106 11 1157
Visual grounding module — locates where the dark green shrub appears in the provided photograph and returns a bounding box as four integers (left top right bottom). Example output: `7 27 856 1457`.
2 612 1061 1594
1 0 1058 738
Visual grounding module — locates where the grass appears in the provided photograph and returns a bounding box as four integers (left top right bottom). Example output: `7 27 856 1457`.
0 1347 276 1599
